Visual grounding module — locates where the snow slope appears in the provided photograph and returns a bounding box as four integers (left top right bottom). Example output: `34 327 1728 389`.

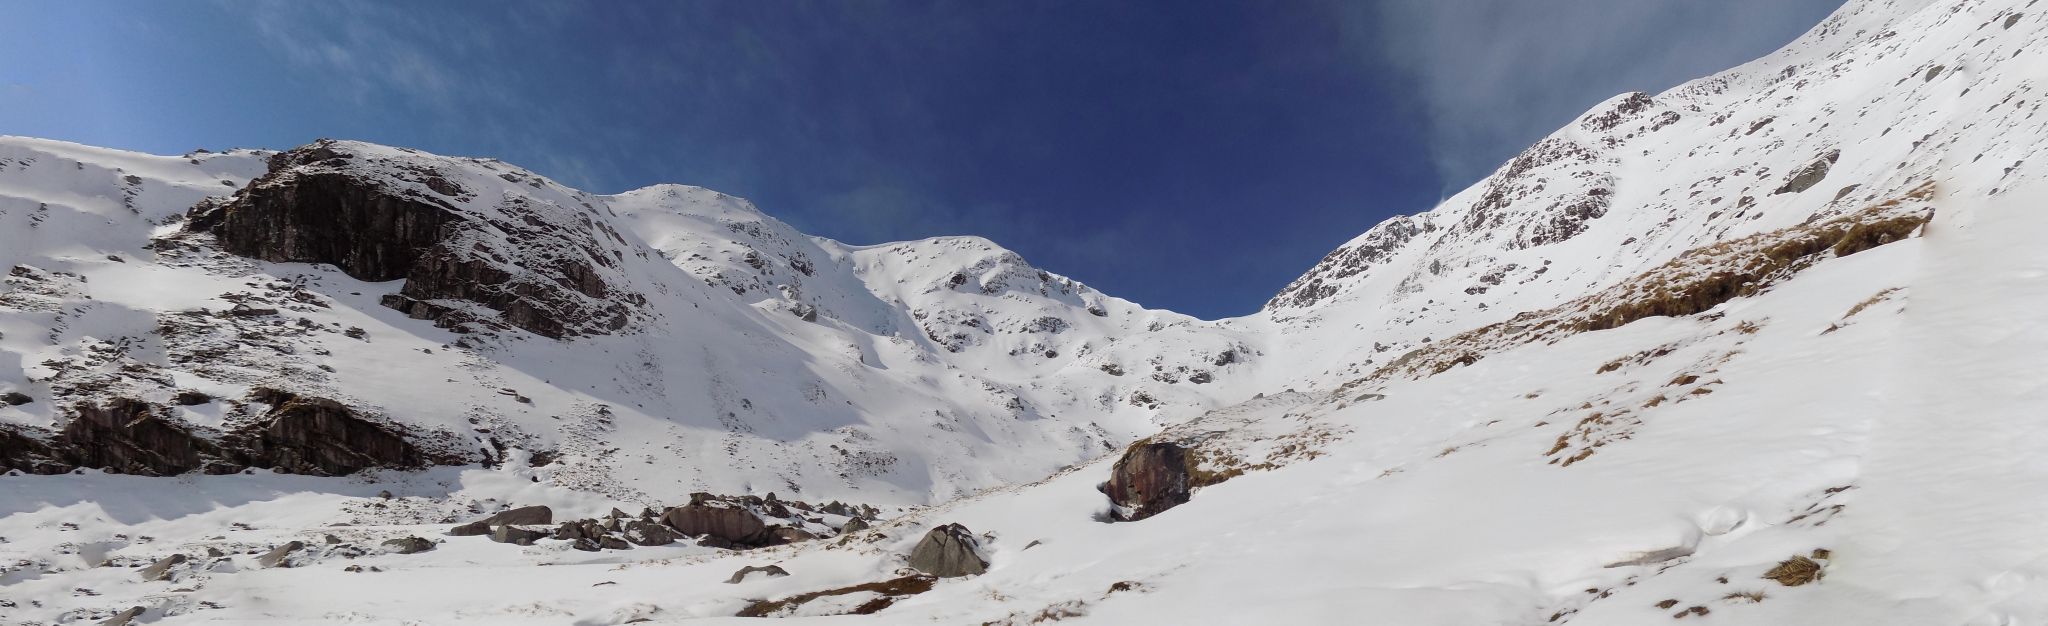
3 0 2046 623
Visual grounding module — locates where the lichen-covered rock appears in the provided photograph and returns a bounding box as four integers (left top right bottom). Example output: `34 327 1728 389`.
907 523 988 578
195 140 647 338
1101 440 1194 522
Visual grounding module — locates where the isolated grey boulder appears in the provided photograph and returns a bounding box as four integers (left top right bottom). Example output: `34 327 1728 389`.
725 564 790 584
907 523 988 578
381 536 436 554
840 517 870 534
257 541 305 568
139 553 187 581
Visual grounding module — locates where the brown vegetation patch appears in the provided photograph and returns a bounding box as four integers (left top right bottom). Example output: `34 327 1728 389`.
1762 556 1824 586
1341 184 1934 391
736 575 936 618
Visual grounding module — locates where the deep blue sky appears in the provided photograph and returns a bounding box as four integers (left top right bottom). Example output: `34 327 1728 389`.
0 0 1842 319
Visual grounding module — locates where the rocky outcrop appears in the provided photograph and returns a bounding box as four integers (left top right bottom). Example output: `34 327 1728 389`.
193 140 644 338
236 388 434 476
1 390 462 477
1101 440 1195 522
907 523 988 578
54 399 219 476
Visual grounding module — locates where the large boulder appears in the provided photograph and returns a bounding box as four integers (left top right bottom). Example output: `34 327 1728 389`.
662 504 774 548
481 505 554 526
1101 440 1194 521
195 140 646 338
907 523 988 578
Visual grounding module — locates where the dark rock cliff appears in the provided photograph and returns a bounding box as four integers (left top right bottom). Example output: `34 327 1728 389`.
0 390 462 477
192 140 644 339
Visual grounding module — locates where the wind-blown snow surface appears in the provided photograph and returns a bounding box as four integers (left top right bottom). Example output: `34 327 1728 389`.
2 0 2045 623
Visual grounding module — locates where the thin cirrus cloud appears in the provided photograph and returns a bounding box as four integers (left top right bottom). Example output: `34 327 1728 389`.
1345 0 1847 192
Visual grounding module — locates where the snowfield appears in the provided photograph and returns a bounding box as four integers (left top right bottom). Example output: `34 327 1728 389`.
4 0 2047 623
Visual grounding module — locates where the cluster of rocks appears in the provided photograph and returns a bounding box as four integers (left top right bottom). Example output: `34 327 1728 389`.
125 533 437 587
449 494 882 553
0 388 465 477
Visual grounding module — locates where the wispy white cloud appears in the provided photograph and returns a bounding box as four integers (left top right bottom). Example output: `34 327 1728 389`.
1335 0 1845 190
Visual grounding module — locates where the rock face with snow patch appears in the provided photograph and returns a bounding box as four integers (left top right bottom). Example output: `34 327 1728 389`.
230 388 442 476
196 140 646 338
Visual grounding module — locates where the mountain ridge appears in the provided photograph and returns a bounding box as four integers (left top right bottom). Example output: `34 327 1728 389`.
3 0 2046 622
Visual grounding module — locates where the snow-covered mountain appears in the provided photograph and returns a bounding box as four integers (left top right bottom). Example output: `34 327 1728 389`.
3 0 2045 623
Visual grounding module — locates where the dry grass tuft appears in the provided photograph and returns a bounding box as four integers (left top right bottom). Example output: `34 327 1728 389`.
1762 556 1825 586
1723 590 1768 603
